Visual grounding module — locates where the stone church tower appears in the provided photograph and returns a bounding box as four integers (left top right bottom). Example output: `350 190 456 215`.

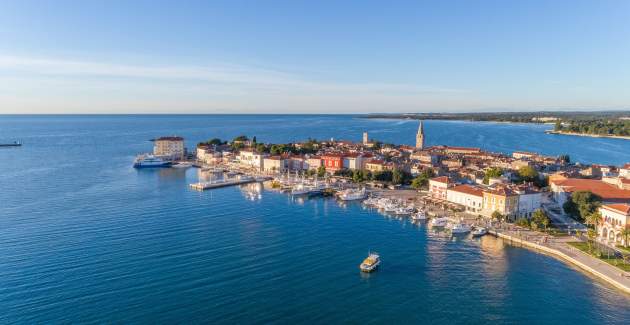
415 120 424 149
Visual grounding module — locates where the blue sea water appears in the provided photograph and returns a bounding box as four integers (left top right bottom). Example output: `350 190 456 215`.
1 115 630 324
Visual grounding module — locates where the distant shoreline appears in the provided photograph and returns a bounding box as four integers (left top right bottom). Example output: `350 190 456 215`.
545 130 630 140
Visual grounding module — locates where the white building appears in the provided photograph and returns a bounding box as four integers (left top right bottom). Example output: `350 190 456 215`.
154 136 185 160
446 184 483 213
514 187 542 219
263 156 288 173
196 145 222 164
429 176 450 200
343 153 368 170
599 204 630 246
237 150 266 171
620 163 630 179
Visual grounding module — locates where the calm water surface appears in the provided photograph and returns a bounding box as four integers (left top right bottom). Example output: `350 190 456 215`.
1 115 629 324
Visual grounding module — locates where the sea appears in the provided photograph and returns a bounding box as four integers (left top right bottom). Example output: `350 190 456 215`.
1 115 630 324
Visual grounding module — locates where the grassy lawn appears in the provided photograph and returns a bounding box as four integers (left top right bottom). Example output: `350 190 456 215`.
568 242 630 272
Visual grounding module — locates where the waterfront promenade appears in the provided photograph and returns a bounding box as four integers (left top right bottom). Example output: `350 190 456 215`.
490 226 630 295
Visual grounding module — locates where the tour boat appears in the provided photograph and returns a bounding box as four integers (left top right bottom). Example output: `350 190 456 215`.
133 155 172 168
450 223 471 234
471 227 488 237
337 188 367 201
359 252 381 272
430 217 448 227
412 211 426 221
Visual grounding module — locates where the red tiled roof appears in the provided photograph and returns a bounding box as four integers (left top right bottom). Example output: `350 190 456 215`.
601 204 630 215
430 176 449 184
449 184 483 197
551 178 630 202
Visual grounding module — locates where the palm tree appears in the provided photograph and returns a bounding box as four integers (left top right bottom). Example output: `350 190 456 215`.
584 211 601 232
587 228 597 252
621 226 630 248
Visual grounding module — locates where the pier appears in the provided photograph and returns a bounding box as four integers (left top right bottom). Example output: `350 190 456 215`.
190 176 271 191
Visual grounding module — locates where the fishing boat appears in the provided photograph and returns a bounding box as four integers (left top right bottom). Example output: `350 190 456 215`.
450 223 471 234
359 252 381 272
471 227 488 237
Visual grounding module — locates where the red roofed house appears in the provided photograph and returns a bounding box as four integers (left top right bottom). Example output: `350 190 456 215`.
620 163 630 179
429 176 451 200
598 203 630 246
550 178 630 206
322 154 344 172
446 184 483 213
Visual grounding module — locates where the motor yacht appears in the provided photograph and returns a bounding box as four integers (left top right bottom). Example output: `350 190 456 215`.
430 217 448 227
471 227 488 237
450 223 472 234
359 252 381 272
337 188 367 201
412 211 426 221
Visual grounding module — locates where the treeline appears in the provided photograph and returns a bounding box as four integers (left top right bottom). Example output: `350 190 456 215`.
198 135 319 154
363 111 630 124
554 119 630 137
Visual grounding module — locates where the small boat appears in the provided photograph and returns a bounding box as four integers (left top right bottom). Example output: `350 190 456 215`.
291 183 311 195
0 141 21 147
337 188 367 201
172 162 192 168
450 223 471 234
383 203 398 213
133 155 172 168
430 217 448 227
471 227 487 237
412 211 426 221
394 206 414 215
359 252 381 272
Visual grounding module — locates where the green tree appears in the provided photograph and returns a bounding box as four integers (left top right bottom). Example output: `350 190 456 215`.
531 209 551 231
518 166 539 183
516 218 530 228
255 143 267 153
411 169 435 190
563 191 602 222
374 170 393 182
199 138 224 146
491 211 504 223
559 154 570 164
352 169 364 183
233 135 248 142
392 169 404 185
317 165 326 178
587 228 597 251
621 226 630 248
483 167 503 184
584 211 601 231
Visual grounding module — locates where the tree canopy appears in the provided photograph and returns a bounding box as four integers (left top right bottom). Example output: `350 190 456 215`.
563 191 602 222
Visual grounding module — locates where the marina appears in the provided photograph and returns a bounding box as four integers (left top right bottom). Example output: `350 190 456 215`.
4 115 630 323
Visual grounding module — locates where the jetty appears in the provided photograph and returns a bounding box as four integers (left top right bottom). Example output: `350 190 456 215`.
190 176 271 191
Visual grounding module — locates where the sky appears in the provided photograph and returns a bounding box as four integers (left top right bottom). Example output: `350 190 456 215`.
0 0 629 114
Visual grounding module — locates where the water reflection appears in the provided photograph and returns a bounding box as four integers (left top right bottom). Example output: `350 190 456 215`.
240 182 263 201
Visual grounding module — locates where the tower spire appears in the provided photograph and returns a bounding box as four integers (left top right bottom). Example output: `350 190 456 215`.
415 120 424 149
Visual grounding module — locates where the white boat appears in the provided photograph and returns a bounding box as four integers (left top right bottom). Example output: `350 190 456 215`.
337 188 367 201
450 223 471 234
172 162 192 168
412 211 426 221
471 227 487 237
430 217 448 227
383 203 398 212
394 206 415 215
291 183 311 195
359 252 381 272
133 155 172 168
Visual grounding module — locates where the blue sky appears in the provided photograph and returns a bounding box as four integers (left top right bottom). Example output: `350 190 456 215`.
1 0 629 113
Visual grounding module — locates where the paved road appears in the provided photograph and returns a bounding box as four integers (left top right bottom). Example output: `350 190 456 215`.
542 203 587 232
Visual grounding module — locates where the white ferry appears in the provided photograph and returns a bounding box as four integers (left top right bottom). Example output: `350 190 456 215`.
133 155 172 168
359 252 381 272
337 188 367 201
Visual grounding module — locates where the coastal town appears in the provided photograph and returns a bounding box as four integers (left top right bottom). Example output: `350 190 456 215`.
136 121 630 292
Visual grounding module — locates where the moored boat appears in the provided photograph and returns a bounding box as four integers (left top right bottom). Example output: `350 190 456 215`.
412 211 426 221
450 223 471 234
337 188 367 201
133 155 172 168
430 217 448 227
471 227 487 237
